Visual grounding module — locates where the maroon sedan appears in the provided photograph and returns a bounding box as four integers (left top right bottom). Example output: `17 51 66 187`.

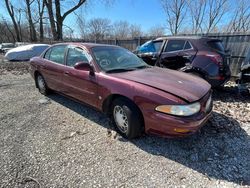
30 43 212 139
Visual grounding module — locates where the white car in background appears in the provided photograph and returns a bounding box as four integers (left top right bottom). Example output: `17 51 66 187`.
0 43 15 53
5 44 50 61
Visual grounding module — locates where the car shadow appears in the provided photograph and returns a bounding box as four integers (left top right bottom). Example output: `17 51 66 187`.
48 93 250 186
213 85 250 103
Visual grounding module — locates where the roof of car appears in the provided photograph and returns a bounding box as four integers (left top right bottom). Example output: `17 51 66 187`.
51 42 119 49
154 36 220 41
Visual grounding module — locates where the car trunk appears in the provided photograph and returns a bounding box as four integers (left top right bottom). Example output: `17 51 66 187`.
206 39 231 77
207 39 230 67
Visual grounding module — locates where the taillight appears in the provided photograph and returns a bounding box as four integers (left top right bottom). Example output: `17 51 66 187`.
205 54 223 66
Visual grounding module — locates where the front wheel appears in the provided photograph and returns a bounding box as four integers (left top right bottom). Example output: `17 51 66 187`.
111 98 144 139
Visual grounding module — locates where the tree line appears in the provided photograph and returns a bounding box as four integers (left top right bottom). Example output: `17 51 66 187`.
0 0 250 43
161 0 250 35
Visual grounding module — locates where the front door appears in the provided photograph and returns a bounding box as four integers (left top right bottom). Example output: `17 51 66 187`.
62 46 98 107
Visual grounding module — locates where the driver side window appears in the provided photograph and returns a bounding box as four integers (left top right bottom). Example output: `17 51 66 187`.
66 47 90 67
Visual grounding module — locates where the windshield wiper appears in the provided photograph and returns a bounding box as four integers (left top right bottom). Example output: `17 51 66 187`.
134 65 151 69
106 65 151 73
106 68 137 73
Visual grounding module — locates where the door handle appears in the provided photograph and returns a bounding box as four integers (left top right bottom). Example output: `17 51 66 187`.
183 55 191 59
64 71 70 76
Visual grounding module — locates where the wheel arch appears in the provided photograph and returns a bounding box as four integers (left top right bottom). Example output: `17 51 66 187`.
102 94 144 125
102 94 129 115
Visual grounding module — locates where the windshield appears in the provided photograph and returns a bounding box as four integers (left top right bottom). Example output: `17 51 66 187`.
92 46 149 72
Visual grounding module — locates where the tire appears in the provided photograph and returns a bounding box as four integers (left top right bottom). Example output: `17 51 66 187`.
36 74 49 95
111 98 144 139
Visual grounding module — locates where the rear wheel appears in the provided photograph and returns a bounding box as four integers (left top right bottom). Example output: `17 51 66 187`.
36 74 49 95
111 98 144 139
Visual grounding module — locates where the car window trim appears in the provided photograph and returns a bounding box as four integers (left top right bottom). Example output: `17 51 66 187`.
44 48 52 59
65 45 93 68
163 40 194 53
44 44 67 66
152 40 164 52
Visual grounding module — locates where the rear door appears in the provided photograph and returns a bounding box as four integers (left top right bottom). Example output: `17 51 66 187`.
159 40 186 69
178 41 197 65
41 45 67 92
62 46 98 106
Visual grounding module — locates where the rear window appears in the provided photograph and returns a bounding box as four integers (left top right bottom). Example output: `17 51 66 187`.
207 41 225 52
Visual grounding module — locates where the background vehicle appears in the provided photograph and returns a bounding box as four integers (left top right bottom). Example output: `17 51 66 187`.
0 43 15 53
30 43 212 139
134 36 231 87
5 44 50 61
238 47 250 94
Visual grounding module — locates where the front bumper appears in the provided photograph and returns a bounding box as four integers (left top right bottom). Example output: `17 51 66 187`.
144 110 211 138
143 92 212 138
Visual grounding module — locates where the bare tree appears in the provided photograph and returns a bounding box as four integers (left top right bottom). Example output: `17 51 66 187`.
161 0 187 35
4 0 21 41
77 16 87 39
112 21 130 39
0 18 15 42
129 24 143 38
25 0 37 42
87 18 112 40
227 0 250 32
44 0 86 40
44 0 56 40
188 0 206 34
205 0 228 33
147 25 166 37
37 0 45 41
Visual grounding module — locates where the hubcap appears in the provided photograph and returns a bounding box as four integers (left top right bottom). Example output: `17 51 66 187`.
113 105 128 133
37 75 45 92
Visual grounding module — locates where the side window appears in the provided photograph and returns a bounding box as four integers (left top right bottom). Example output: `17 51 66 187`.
44 48 51 59
152 41 163 52
138 41 155 53
49 45 66 64
165 40 185 52
184 41 192 50
66 47 90 67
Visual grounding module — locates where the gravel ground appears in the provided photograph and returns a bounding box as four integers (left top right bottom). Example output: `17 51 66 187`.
0 60 250 188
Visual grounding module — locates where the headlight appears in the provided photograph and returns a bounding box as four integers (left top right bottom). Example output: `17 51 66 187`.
155 102 201 116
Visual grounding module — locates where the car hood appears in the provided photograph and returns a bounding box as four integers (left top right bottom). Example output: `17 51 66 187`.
112 67 211 102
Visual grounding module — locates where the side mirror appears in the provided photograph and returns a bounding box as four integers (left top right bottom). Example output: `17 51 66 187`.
74 62 94 74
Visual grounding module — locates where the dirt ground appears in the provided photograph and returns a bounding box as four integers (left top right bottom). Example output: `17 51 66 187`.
0 60 249 187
